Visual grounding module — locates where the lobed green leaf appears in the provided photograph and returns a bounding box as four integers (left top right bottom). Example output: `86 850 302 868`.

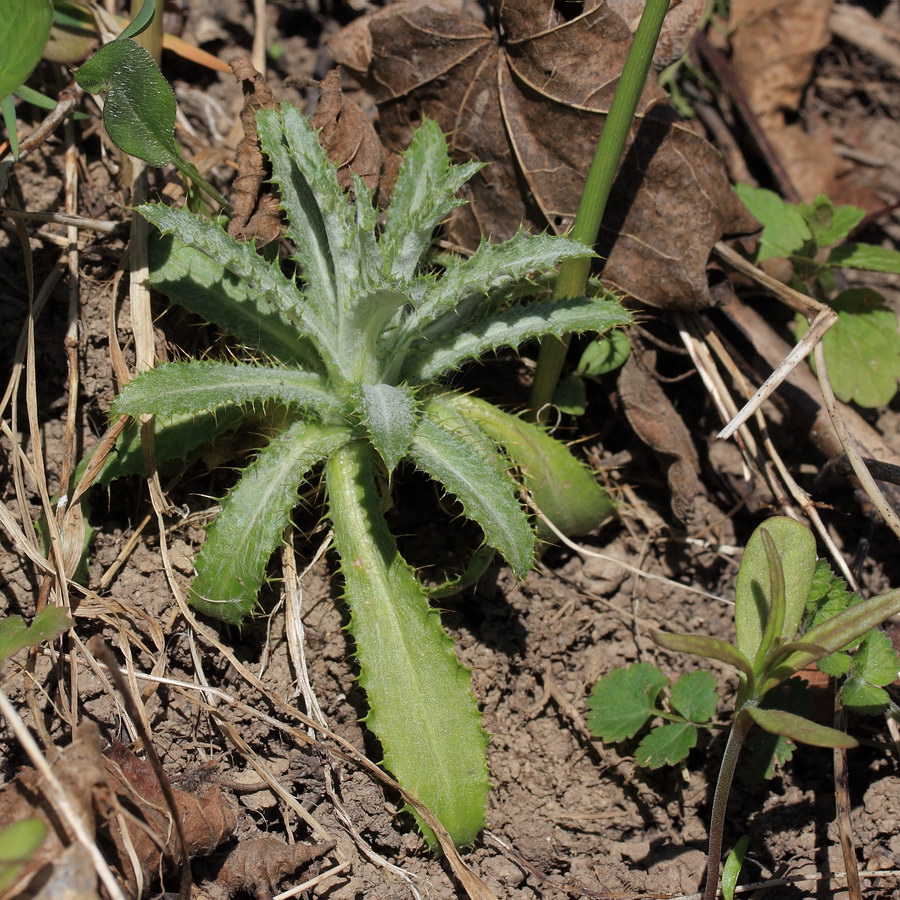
408 414 535 577
827 242 900 274
326 441 489 846
111 361 340 420
586 662 667 743
635 722 698 769
734 184 811 261
669 670 717 724
191 420 351 623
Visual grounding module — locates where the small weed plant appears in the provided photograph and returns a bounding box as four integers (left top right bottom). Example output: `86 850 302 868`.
89 94 629 844
736 185 900 407
588 517 900 899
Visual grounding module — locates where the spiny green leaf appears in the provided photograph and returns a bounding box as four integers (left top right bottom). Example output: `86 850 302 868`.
443 392 616 537
827 242 900 274
0 0 52 99
586 662 667 743
407 231 596 341
111 361 340 419
745 706 857 748
734 517 816 663
380 119 481 282
356 383 417 472
669 670 717 723
191 421 350 623
635 722 698 769
75 40 181 167
0 607 72 670
326 441 489 846
734 184 811 260
406 295 631 383
408 414 535 578
799 288 900 408
148 231 316 367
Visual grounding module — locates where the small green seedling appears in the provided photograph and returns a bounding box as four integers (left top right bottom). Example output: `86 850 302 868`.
89 101 629 846
0 606 71 670
735 185 900 407
590 517 900 900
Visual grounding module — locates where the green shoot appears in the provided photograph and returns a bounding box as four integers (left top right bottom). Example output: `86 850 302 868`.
0 607 72 670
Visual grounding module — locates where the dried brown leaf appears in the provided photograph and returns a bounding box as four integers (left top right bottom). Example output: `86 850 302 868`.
329 0 751 308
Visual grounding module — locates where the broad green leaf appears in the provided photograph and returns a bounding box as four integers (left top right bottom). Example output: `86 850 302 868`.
722 835 750 900
148 231 316 367
552 374 587 416
733 184 811 261
798 195 865 249
817 650 852 678
191 421 350 623
356 383 417 472
635 722 698 769
407 231 595 341
327 441 489 846
111 361 340 419
852 629 899 687
651 630 754 682
734 517 816 662
775 588 900 682
586 663 667 743
380 118 481 282
744 706 857 748
0 607 72 669
408 415 535 577
827 242 900 274
669 670 717 723
75 40 181 167
0 818 47 894
799 288 900 408
0 0 52 99
406 295 631 383
444 392 616 537
576 330 631 376
841 679 890 716
90 407 245 483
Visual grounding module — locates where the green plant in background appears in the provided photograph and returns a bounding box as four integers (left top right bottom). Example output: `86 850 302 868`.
95 104 629 846
735 185 900 408
588 516 900 900
0 0 53 158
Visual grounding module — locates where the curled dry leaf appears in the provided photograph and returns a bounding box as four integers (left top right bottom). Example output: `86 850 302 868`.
0 722 238 899
328 0 753 309
229 55 284 246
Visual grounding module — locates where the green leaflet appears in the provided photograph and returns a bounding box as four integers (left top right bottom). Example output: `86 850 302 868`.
380 119 480 282
409 413 535 577
111 361 341 419
148 231 316 367
326 442 489 847
443 392 616 537
192 421 351 623
404 296 631 382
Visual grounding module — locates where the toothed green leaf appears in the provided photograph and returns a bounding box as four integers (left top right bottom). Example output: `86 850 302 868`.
827 242 900 274
326 442 489 847
381 119 481 282
636 722 698 769
442 392 616 537
408 414 535 577
148 231 317 367
587 663 667 742
669 670 717 724
192 421 350 623
111 361 340 419
407 231 595 340
405 296 631 382
356 383 417 471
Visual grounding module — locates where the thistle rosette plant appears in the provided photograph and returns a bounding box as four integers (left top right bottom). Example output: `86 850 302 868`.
108 104 630 845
